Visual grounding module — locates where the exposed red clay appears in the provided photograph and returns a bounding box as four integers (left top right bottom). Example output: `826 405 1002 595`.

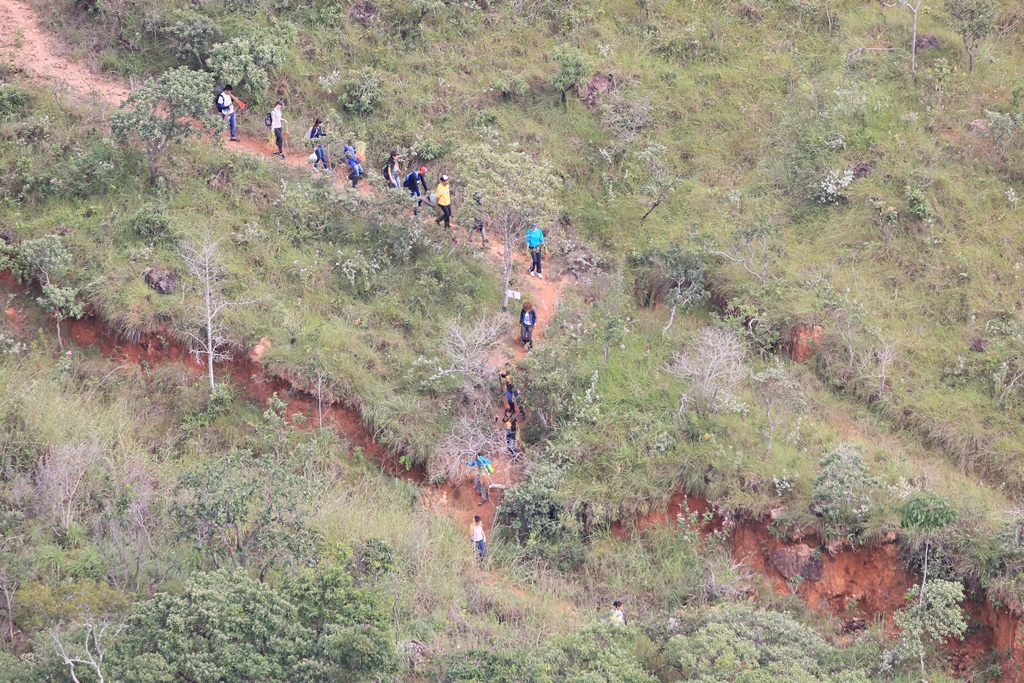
618 496 1024 681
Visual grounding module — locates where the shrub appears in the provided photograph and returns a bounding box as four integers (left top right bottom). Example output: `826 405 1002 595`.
163 12 222 66
336 68 384 115
663 603 871 682
207 28 290 98
492 72 530 99
549 44 593 102
811 443 878 539
0 85 29 121
498 461 565 542
904 185 933 221
666 326 748 417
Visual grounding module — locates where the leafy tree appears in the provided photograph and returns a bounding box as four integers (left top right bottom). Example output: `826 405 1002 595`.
207 28 289 99
171 451 314 580
627 245 707 333
453 143 560 311
812 443 878 540
889 579 967 676
664 603 871 682
111 67 216 186
899 490 958 600
944 0 997 73
498 461 565 542
18 235 83 349
110 569 309 683
549 44 593 103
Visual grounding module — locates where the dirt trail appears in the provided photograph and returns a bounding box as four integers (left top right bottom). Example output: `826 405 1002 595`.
0 0 129 103
0 0 564 532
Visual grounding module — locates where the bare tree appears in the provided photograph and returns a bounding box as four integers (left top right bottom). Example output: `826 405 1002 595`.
177 234 257 391
883 0 925 82
857 339 899 398
440 314 511 394
635 143 680 224
667 326 748 416
431 415 505 485
35 444 103 533
707 224 783 286
750 361 807 456
48 619 125 683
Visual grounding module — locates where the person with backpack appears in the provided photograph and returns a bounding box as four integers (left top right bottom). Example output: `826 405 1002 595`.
470 515 486 559
503 416 519 461
404 166 429 215
503 381 521 419
342 141 363 188
307 118 331 174
270 101 287 158
465 454 493 505
520 302 537 350
383 151 402 189
526 223 545 278
435 174 452 230
216 84 240 142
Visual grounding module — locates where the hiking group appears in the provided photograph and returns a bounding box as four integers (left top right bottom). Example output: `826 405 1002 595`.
214 86 550 561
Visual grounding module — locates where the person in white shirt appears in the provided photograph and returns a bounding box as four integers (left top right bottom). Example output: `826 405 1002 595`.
271 100 287 159
470 515 486 559
216 84 239 142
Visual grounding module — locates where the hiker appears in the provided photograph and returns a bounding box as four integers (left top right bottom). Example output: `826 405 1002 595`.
384 151 402 189
520 302 537 350
404 166 429 215
526 223 545 278
504 416 519 461
435 174 452 230
468 193 488 243
609 600 625 625
307 118 331 174
216 84 239 142
465 453 493 505
344 141 363 188
504 382 521 419
470 515 486 559
271 100 287 159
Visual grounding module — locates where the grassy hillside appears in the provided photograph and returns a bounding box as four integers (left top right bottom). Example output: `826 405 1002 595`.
3 0 1024 679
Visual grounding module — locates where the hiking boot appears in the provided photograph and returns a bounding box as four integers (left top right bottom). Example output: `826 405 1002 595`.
280 154 286 160
312 167 320 173
229 137 240 142
536 273 543 279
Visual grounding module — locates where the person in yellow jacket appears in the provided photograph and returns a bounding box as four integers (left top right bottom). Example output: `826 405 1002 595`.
434 174 452 230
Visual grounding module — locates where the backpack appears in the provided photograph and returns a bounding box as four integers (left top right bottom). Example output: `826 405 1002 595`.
264 112 273 128
403 171 418 189
214 88 228 112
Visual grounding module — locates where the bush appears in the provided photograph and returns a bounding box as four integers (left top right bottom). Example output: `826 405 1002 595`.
207 28 290 98
663 603 871 682
337 68 384 115
549 45 593 101
811 443 878 540
0 85 29 121
498 461 565 542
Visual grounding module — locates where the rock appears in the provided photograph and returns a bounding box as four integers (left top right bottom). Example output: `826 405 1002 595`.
770 544 824 582
143 267 178 295
969 119 987 136
789 323 824 363
769 506 787 521
249 336 272 363
851 160 873 180
577 73 615 109
915 34 941 51
841 617 868 634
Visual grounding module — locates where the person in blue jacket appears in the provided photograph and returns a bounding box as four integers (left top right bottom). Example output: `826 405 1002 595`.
465 454 493 505
526 223 545 278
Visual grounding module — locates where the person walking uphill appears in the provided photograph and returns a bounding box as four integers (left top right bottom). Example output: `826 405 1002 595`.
216 84 239 142
344 141 363 188
271 101 287 159
470 515 486 560
435 174 452 230
307 118 330 174
404 167 429 215
526 223 545 278
384 151 402 189
520 302 537 351
465 453 493 506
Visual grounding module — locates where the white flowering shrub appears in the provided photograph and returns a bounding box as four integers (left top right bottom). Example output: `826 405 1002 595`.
817 168 854 203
